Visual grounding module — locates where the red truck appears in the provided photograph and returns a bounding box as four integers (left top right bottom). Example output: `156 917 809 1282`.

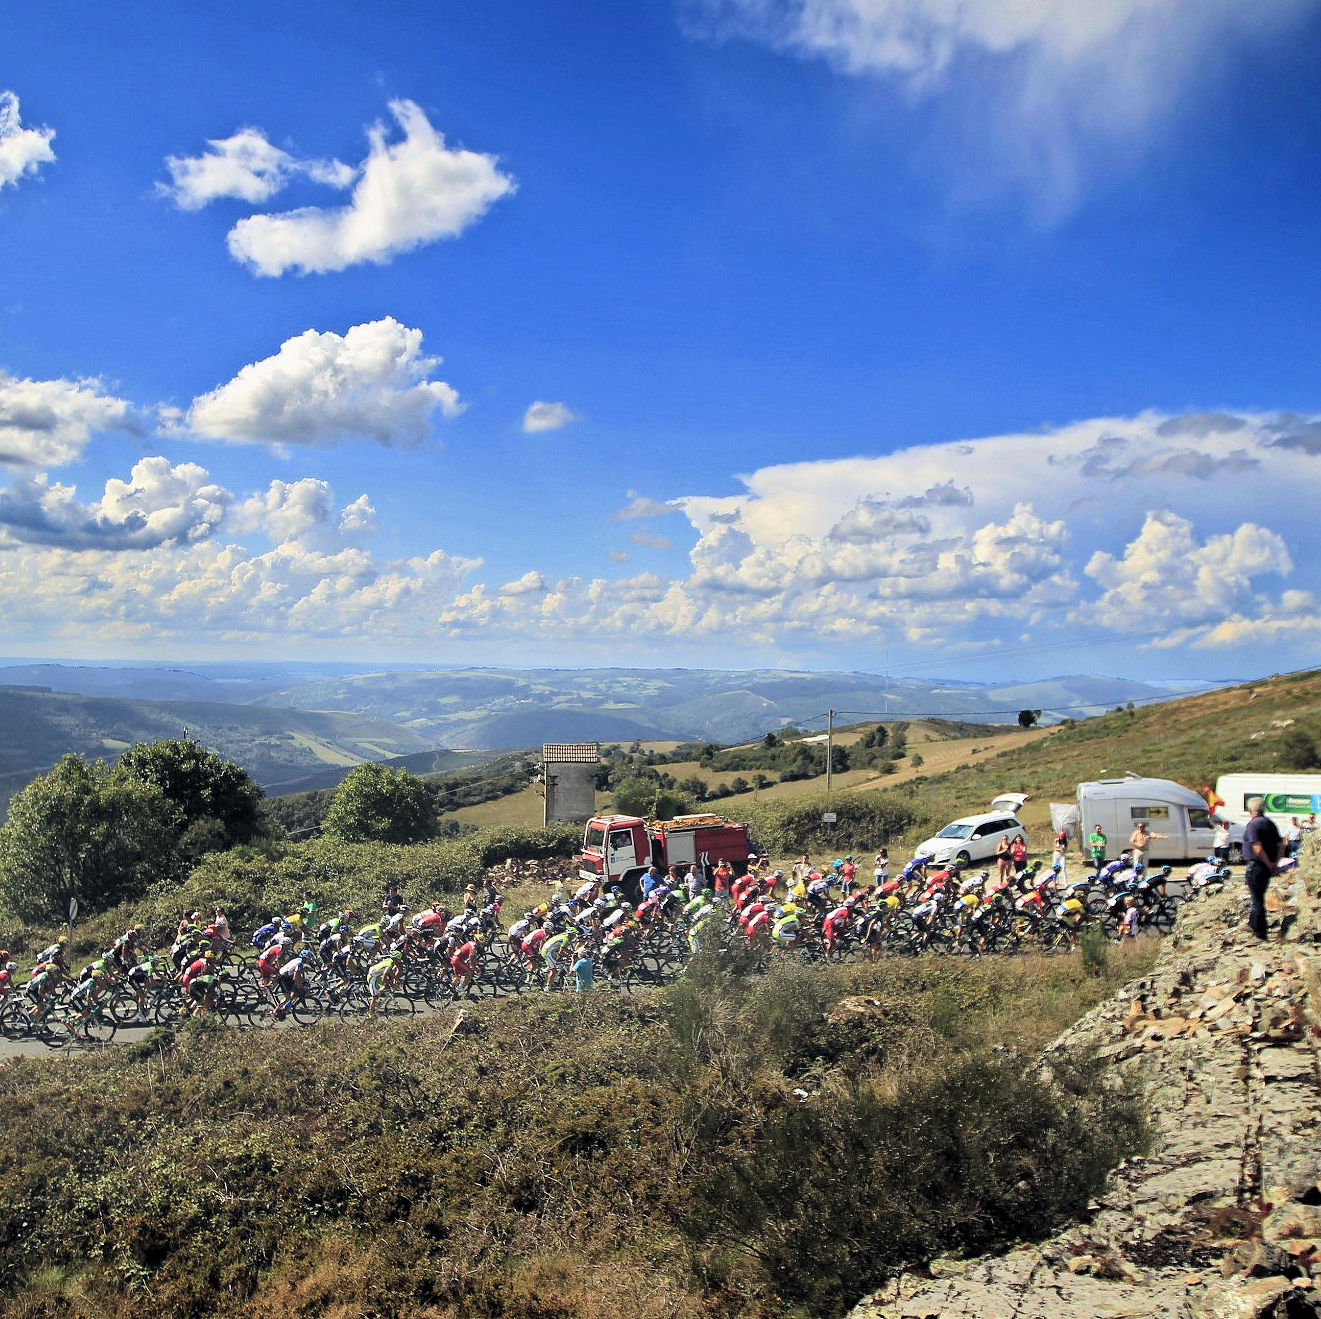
579 813 756 897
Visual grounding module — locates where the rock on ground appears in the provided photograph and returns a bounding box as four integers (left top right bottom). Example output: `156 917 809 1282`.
849 854 1321 1319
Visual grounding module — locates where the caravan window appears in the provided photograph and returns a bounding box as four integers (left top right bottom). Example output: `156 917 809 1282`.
1129 805 1170 820
1187 807 1212 831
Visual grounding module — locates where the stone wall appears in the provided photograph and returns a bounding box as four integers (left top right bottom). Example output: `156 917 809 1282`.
849 845 1321 1319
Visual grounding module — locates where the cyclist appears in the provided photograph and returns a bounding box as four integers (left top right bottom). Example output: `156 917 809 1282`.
542 929 572 991
109 927 144 973
771 906 801 950
521 922 549 972
126 954 169 1014
822 901 852 956
33 938 68 978
67 962 111 1035
367 949 404 1017
181 950 218 1014
272 950 314 1020
25 964 59 1022
251 917 283 951
450 933 480 998
255 939 285 988
687 897 721 954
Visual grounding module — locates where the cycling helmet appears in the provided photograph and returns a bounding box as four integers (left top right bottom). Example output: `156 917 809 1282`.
204 951 216 962
620 902 633 912
4 962 16 973
592 898 607 909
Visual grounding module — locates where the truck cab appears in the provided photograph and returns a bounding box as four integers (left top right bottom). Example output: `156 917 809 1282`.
580 815 651 893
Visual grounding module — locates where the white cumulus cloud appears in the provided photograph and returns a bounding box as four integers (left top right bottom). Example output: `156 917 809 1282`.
1085 510 1293 630
159 127 355 210
0 372 137 468
522 401 579 433
0 92 55 189
225 99 514 276
185 318 463 449
0 458 229 549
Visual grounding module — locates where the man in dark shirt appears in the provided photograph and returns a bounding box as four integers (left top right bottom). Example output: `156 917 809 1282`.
1242 798 1282 940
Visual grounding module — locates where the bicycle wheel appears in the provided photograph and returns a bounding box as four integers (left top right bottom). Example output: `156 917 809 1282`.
1148 898 1179 934
0 999 33 1040
82 1007 117 1045
288 991 325 1026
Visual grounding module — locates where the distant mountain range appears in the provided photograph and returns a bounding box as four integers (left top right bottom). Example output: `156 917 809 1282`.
0 661 1227 809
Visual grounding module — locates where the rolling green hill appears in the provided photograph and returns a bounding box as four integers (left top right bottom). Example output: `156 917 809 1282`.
0 686 438 811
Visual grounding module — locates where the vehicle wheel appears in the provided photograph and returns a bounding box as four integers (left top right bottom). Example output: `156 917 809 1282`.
956 851 972 865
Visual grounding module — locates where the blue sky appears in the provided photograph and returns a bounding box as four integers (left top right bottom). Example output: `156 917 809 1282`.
2 0 1321 680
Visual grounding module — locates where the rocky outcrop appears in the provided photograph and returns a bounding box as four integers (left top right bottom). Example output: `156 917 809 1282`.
849 854 1321 1319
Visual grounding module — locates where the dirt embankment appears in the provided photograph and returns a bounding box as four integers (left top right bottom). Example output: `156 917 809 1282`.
850 850 1321 1319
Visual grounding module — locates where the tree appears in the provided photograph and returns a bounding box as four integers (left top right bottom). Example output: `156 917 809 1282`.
829 746 851 773
322 762 435 845
679 776 710 802
611 776 695 820
1017 710 1040 728
113 737 263 857
0 755 180 922
763 731 779 749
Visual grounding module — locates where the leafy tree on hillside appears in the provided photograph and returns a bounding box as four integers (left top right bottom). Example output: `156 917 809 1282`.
612 776 695 821
1018 710 1041 728
0 755 180 922
322 762 435 844
113 737 264 857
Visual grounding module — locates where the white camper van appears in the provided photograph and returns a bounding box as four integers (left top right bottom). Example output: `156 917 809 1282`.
1076 774 1237 862
1213 774 1321 828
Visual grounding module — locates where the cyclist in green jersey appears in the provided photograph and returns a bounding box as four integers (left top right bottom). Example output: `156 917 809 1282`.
367 950 403 1017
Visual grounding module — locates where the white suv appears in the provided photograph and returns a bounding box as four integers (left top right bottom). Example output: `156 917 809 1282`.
914 796 1027 866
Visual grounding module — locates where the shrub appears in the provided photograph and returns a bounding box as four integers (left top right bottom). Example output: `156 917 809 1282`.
742 789 931 854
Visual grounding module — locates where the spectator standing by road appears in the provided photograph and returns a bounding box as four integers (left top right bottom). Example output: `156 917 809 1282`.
995 833 1012 884
1285 817 1304 858
1242 797 1283 941
1212 817 1232 862
1128 820 1166 871
1089 825 1108 869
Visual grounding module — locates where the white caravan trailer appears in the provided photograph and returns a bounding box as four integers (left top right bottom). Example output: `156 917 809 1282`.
1213 774 1321 828
1076 773 1234 862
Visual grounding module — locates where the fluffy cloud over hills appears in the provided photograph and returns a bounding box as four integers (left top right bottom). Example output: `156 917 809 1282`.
0 401 1315 659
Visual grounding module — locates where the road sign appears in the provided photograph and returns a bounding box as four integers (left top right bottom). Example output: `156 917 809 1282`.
68 896 79 922
822 812 837 824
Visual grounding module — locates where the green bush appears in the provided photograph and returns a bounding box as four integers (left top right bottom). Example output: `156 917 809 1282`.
742 789 932 854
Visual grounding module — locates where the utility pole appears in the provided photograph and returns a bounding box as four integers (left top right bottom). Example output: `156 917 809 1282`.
826 708 835 794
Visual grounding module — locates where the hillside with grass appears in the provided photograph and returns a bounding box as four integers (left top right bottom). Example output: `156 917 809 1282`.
0 687 439 813
9 675 1306 1316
